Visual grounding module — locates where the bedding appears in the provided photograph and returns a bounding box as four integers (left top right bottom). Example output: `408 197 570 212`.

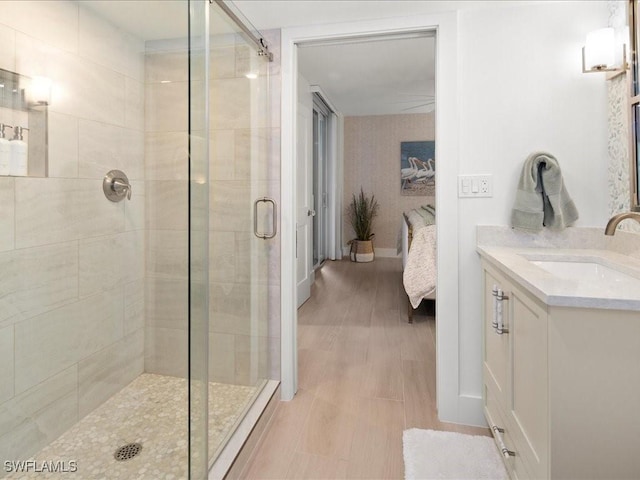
402 205 436 318
403 224 436 308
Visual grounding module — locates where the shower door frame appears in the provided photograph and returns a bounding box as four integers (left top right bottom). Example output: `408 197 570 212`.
280 13 466 422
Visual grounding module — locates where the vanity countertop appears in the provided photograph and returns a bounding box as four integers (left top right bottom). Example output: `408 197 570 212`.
477 246 640 311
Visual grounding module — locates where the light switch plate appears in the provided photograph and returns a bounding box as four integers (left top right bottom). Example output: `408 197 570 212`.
458 174 493 198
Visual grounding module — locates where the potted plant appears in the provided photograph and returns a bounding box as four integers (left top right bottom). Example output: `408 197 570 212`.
347 188 379 262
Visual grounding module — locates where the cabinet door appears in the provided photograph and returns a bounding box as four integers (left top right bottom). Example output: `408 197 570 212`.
509 286 548 479
483 267 509 409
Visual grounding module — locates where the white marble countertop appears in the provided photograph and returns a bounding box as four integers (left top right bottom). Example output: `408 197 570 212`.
477 246 640 311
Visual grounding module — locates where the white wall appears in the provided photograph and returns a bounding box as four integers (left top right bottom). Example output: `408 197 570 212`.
456 1 609 413
343 114 434 250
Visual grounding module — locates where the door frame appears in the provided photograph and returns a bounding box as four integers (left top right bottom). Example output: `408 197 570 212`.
310 85 342 264
311 87 337 269
312 93 328 269
295 73 314 308
280 12 461 423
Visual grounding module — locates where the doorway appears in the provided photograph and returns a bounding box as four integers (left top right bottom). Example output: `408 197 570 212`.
280 13 461 425
297 31 436 298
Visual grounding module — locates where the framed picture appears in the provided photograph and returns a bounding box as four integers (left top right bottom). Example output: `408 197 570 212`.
400 140 435 196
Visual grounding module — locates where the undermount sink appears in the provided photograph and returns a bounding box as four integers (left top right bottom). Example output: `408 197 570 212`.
530 259 640 283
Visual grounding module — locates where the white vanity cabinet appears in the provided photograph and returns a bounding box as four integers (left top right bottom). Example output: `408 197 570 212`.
481 259 640 480
483 263 548 479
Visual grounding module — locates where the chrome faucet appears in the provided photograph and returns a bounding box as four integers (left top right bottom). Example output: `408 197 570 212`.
604 211 640 235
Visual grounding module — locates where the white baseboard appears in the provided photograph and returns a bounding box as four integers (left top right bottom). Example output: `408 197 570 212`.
375 248 402 258
341 246 401 258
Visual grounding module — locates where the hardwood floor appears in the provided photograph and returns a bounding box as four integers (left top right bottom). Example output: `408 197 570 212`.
241 258 488 479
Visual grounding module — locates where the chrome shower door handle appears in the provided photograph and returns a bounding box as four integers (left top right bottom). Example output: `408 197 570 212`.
254 197 277 239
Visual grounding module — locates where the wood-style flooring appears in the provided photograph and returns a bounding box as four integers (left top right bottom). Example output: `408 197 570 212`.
241 258 488 479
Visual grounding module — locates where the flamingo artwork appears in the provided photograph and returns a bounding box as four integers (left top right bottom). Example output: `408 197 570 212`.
401 141 435 196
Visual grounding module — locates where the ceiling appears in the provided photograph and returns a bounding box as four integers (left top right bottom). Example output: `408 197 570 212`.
297 34 435 116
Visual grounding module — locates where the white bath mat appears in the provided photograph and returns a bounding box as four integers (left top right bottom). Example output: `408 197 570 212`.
403 428 509 480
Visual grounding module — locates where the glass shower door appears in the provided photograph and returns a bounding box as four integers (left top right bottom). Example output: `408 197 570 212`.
206 0 279 470
189 0 279 474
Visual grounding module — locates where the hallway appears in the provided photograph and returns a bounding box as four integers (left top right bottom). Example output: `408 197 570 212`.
242 258 488 479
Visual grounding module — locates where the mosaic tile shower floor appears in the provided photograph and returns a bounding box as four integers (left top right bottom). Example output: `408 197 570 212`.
8 374 257 479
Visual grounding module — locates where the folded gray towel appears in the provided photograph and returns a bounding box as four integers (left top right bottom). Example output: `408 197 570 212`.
511 152 579 232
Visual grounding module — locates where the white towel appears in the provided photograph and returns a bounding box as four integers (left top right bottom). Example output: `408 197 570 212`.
511 152 579 232
403 225 436 308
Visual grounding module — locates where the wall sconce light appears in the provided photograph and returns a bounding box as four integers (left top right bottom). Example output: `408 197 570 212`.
28 76 52 106
582 27 628 79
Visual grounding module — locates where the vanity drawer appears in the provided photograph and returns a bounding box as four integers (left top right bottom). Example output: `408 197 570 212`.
485 384 532 480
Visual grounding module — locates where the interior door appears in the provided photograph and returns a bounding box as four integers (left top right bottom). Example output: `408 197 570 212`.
296 73 314 307
312 94 330 268
312 109 321 267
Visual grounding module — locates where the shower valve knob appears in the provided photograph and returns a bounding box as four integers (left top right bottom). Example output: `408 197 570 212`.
103 170 132 202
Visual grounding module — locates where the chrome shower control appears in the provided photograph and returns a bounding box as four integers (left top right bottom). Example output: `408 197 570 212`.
103 170 132 202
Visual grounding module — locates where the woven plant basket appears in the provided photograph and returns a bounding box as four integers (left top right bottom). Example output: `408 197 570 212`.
349 239 375 263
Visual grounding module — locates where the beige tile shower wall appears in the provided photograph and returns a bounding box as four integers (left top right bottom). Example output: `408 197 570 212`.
144 43 189 380
0 1 145 466
343 114 435 250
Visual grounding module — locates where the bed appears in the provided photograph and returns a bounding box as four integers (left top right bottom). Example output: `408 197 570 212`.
402 205 436 323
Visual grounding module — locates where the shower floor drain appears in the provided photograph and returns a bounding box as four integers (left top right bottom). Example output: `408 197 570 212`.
114 443 142 461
